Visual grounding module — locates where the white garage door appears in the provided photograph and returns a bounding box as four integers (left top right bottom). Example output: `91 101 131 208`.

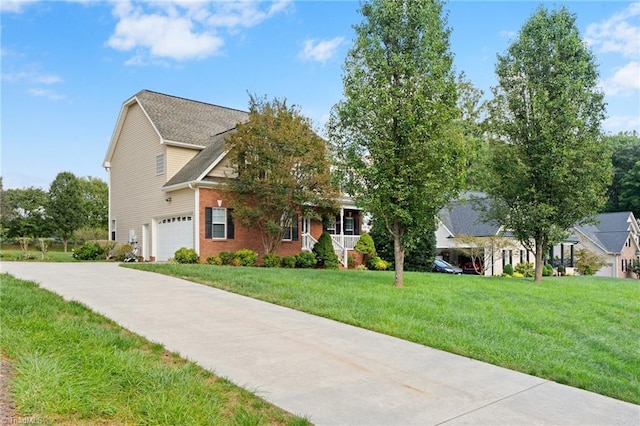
156 215 194 261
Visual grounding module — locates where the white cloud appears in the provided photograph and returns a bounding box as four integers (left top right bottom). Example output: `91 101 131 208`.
2 70 62 85
108 12 223 60
585 3 640 59
107 0 292 64
299 37 344 63
27 88 66 101
604 114 640 133
0 0 39 13
600 61 640 95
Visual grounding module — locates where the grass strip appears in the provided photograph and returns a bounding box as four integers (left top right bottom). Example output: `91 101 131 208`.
127 264 640 405
0 273 311 425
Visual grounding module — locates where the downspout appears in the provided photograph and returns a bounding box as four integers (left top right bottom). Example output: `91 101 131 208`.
189 183 199 256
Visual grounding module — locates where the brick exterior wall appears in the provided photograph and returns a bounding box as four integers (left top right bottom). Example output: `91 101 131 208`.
197 187 364 266
199 188 307 262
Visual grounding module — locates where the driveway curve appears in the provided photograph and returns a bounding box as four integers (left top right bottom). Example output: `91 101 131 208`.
2 262 638 425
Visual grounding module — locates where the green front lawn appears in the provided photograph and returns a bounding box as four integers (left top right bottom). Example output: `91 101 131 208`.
0 246 75 262
0 274 310 425
127 264 640 405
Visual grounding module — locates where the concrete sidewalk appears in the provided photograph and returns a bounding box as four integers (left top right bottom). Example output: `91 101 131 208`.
2 262 638 425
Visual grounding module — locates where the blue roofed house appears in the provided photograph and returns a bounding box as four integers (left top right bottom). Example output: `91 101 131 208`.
436 192 539 276
572 212 640 278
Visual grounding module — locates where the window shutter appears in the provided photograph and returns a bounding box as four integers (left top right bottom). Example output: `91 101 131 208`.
205 207 212 239
292 214 299 241
354 218 360 235
227 208 235 239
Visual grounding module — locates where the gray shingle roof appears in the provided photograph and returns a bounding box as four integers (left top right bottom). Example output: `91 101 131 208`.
575 212 633 253
439 194 500 237
164 129 235 187
135 90 248 147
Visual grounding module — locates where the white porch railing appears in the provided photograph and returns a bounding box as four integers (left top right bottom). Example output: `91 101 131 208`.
302 233 318 252
331 235 360 251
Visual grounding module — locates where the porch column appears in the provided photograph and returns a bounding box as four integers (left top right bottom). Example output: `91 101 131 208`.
340 207 345 244
570 244 575 267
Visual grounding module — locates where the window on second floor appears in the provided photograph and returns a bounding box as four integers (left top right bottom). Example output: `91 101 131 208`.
156 154 165 175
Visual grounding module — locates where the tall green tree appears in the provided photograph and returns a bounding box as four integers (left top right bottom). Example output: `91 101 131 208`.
604 131 640 216
618 161 640 216
457 74 490 191
328 0 466 287
1 186 50 238
485 6 612 282
226 95 338 255
48 172 86 251
79 176 109 230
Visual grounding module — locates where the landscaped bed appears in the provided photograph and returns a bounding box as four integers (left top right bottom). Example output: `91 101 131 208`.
127 263 640 405
0 274 310 425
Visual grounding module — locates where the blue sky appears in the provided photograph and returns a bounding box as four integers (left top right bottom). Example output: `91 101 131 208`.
2 0 639 189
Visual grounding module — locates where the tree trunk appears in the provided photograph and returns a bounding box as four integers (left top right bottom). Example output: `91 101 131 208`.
393 232 404 287
63 238 68 253
534 239 544 282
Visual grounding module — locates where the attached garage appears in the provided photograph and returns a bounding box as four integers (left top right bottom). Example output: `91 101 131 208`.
156 214 194 261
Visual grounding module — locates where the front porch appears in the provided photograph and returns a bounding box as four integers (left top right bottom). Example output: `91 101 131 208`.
301 207 363 267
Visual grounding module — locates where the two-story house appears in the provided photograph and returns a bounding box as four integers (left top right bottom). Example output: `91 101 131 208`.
103 90 362 264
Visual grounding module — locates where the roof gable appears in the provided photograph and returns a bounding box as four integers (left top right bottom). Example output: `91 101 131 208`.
575 212 636 254
163 129 234 188
135 90 248 147
438 193 501 237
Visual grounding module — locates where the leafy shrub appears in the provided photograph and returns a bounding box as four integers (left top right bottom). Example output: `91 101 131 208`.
262 253 282 268
281 256 297 268
542 264 554 276
557 264 566 276
219 251 236 266
206 255 222 265
295 252 317 269
234 249 258 266
115 244 132 261
503 264 514 276
514 262 534 277
313 232 339 269
95 240 117 260
356 264 367 271
367 256 389 271
575 248 607 276
174 247 199 264
512 271 525 278
73 242 105 261
354 233 376 265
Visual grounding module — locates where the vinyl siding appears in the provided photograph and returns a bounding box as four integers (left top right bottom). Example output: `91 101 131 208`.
109 102 195 258
208 156 237 178
167 145 199 181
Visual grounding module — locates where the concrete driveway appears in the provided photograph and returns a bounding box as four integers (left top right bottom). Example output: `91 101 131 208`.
2 262 638 425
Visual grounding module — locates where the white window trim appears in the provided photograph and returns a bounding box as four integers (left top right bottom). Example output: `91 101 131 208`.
211 207 226 240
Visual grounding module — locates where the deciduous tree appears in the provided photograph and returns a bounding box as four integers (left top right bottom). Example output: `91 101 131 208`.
48 171 85 251
329 0 467 287
79 176 109 230
604 131 640 216
485 7 612 282
1 186 50 238
226 95 338 255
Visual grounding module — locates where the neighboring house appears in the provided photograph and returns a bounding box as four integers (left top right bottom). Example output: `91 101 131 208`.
436 192 539 276
437 193 640 278
103 90 362 264
573 212 640 278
